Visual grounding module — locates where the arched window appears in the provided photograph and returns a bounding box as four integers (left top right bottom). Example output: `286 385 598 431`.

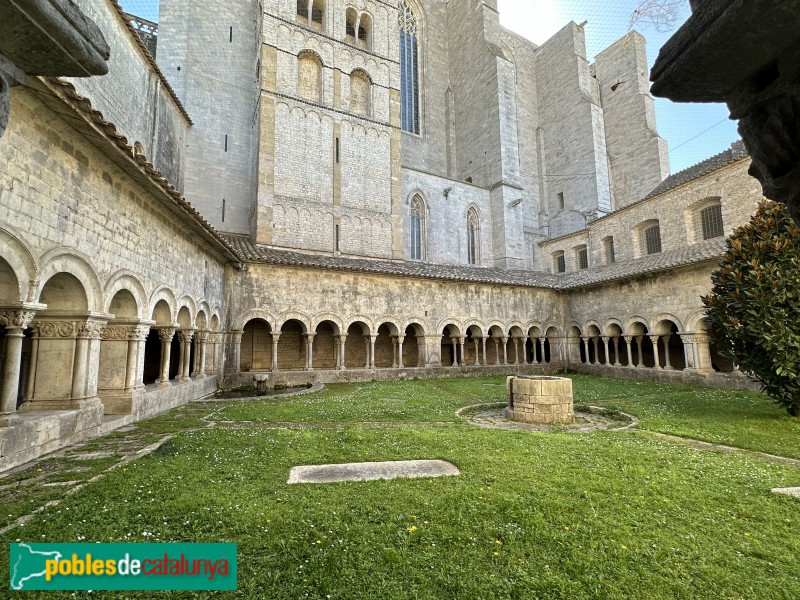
410 195 425 260
574 244 588 270
398 1 420 134
298 51 322 103
552 251 566 273
643 222 662 255
297 0 308 23
345 7 357 41
350 70 371 115
311 0 325 30
358 13 371 50
467 207 480 265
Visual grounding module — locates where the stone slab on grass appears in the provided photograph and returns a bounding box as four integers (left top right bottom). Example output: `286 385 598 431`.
772 487 800 498
288 460 460 484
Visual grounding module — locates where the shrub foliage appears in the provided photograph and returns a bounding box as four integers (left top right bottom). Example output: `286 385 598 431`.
703 201 800 417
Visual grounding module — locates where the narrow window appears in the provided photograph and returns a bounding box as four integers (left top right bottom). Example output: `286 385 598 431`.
604 237 615 263
576 246 588 270
296 0 308 22
557 192 565 210
224 134 228 152
553 252 565 273
467 208 480 265
311 0 324 30
701 203 724 240
357 14 371 50
335 137 340 163
222 199 226 222
345 8 357 40
644 224 662 255
398 2 420 134
410 195 424 260
335 224 340 252
229 26 233 42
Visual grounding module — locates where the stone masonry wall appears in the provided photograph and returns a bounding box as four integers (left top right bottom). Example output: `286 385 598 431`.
66 0 189 190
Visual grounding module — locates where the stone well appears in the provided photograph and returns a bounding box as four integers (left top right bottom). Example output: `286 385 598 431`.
505 376 574 425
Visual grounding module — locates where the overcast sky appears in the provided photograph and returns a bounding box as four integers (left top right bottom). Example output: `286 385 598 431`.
119 0 740 174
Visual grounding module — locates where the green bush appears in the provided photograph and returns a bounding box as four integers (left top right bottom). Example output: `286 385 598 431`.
703 201 800 417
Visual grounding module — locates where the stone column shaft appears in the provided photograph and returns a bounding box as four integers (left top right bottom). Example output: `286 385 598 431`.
502 337 509 365
650 335 662 369
0 329 24 413
397 335 405 369
271 334 280 372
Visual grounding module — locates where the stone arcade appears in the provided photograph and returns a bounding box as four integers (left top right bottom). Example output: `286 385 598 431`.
0 0 764 471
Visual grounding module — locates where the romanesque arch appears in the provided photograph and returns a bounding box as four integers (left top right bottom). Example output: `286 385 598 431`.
0 226 38 303
36 249 103 313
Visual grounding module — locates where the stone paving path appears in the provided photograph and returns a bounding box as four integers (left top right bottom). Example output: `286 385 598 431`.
458 402 638 432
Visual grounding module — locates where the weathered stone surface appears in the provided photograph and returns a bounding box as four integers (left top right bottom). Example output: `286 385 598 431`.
0 0 110 76
287 460 460 484
507 376 574 425
771 487 800 498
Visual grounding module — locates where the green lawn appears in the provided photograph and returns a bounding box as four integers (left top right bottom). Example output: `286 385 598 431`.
2 375 799 599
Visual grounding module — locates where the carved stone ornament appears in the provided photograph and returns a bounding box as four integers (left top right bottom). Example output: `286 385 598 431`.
101 325 132 341
0 310 36 330
130 325 151 341
178 330 195 344
158 327 176 343
76 320 106 339
33 320 76 338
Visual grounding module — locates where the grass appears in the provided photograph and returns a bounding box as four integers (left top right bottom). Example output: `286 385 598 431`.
1 374 799 598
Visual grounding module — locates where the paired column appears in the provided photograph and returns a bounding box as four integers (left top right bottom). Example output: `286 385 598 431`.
397 335 405 369
0 310 36 418
481 337 488 366
538 337 546 364
624 335 634 367
501 336 509 365
271 333 281 372
178 329 195 382
649 334 662 369
303 333 315 371
157 327 176 385
458 337 466 366
334 335 345 370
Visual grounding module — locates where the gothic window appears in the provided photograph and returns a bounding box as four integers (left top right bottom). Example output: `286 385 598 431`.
700 202 724 240
298 51 322 103
575 245 588 270
350 70 371 116
410 195 425 260
644 222 662 255
398 1 420 134
467 207 480 265
297 0 308 23
552 251 566 273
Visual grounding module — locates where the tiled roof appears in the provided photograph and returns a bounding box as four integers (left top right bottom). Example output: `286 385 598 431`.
35 77 241 263
644 140 749 199
559 237 727 289
224 235 562 288
224 235 727 291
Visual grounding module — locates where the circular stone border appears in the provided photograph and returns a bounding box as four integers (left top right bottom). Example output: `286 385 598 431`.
457 402 639 432
201 382 326 402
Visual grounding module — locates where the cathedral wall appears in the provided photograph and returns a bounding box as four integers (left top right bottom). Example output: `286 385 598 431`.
157 0 261 234
593 32 670 209
0 88 227 320
66 0 189 191
255 3 398 258
399 0 451 177
401 168 491 265
534 23 611 238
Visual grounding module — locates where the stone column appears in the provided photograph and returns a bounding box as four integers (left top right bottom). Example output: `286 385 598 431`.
271 333 281 371
612 336 621 366
538 337 546 364
0 310 35 417
397 335 405 369
125 326 149 389
391 336 398 368
157 327 175 386
451 337 458 367
601 337 610 365
662 334 674 370
230 330 243 373
694 333 714 372
363 335 371 369
512 338 520 365
481 337 487 366
179 330 194 382
624 335 634 367
473 338 480 366
196 331 208 379
333 335 343 369
501 336 509 365
493 338 500 365
581 337 589 364
458 337 466 366
369 335 377 369
649 335 661 369
304 333 315 371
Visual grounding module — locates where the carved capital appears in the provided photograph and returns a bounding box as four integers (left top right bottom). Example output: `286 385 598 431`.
131 325 151 341
0 309 36 331
158 327 176 343
194 331 208 343
178 330 195 344
77 320 106 339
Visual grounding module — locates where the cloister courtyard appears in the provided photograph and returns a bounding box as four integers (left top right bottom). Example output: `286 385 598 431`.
1 373 799 598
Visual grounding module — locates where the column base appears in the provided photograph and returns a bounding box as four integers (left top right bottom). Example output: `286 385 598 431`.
157 380 172 388
0 412 22 427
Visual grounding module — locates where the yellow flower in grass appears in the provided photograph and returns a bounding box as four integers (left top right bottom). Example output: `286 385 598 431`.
407 525 417 533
